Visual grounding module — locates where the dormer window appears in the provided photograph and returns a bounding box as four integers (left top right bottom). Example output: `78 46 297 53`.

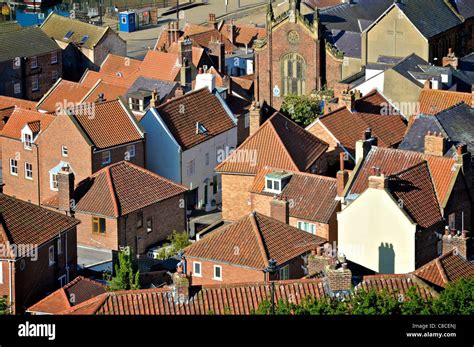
264 172 292 194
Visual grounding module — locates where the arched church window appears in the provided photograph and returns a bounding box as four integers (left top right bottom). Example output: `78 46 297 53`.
280 52 306 96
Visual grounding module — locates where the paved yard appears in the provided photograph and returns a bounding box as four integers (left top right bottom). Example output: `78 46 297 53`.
77 245 113 269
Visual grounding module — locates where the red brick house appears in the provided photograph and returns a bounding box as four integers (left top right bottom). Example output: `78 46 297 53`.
0 194 79 314
249 167 340 242
1 99 146 205
216 112 328 221
183 211 326 285
43 161 187 255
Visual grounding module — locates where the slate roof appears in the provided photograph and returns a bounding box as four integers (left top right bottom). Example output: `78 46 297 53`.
393 0 462 38
303 0 343 10
250 167 339 224
399 103 474 156
27 276 107 314
391 54 429 87
0 194 79 257
43 161 187 218
326 29 362 58
40 13 111 50
126 77 178 103
1 107 54 140
68 99 144 150
415 249 474 288
0 27 59 62
347 147 459 208
310 107 407 150
36 79 90 113
449 0 474 18
184 212 325 269
59 278 329 315
216 113 328 174
417 89 472 115
152 88 236 150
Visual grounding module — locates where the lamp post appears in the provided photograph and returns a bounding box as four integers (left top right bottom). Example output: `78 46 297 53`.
264 258 277 315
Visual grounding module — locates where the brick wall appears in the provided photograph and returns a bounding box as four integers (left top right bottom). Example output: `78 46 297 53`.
444 174 472 232
75 213 118 251
221 173 254 221
306 122 338 151
24 51 63 101
414 225 441 269
325 49 343 89
91 141 145 173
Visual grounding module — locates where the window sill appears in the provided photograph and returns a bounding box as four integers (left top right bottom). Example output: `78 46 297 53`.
212 277 223 281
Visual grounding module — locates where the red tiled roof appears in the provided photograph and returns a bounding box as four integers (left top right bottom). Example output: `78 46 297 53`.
69 99 144 149
44 161 187 218
80 70 137 88
415 250 474 288
251 167 339 224
0 107 15 133
167 42 205 67
61 278 328 315
217 113 328 174
219 23 266 47
154 88 236 150
1 107 54 140
356 274 438 300
186 28 234 54
312 107 406 150
0 194 79 256
27 276 107 314
185 212 325 269
81 80 128 103
139 50 182 81
36 79 90 113
354 89 401 116
348 147 458 207
99 53 141 77
0 96 36 110
387 161 443 228
418 89 473 115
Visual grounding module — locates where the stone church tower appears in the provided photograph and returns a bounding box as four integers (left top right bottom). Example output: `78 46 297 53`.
254 0 324 109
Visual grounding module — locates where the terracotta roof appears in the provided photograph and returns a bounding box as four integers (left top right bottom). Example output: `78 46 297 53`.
354 89 400 115
167 43 205 67
219 23 266 47
139 50 181 81
27 276 107 314
81 80 128 103
36 79 90 113
418 89 473 115
311 107 407 150
185 212 325 269
153 88 236 150
0 96 36 110
347 147 458 206
69 99 144 149
387 162 443 228
44 161 187 218
0 107 15 132
186 29 234 54
1 107 54 140
60 278 328 315
216 113 328 174
415 250 474 288
99 53 141 78
0 194 79 257
356 274 438 300
251 167 339 224
80 70 136 88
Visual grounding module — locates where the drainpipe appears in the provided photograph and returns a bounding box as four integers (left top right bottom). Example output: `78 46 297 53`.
8 260 13 313
33 143 41 205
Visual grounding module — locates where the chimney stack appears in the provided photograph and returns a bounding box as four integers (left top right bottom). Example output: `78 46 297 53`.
208 13 217 29
58 164 75 214
325 257 352 293
368 169 387 190
150 89 158 108
249 101 262 136
340 89 356 111
455 143 472 196
228 20 236 44
442 227 472 259
355 128 377 163
424 131 445 156
208 38 226 74
270 196 289 224
442 48 459 70
172 267 190 304
336 152 349 198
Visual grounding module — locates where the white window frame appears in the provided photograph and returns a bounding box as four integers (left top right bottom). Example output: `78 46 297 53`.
0 262 3 284
25 162 33 180
126 144 136 158
51 52 58 64
102 151 111 165
48 245 55 266
297 221 316 235
279 265 290 280
57 236 62 255
193 261 202 277
61 145 68 157
31 75 39 91
264 178 281 194
13 83 21 95
30 56 38 69
52 70 59 82
50 173 58 191
9 159 18 176
58 275 67 287
213 265 222 281
23 133 32 150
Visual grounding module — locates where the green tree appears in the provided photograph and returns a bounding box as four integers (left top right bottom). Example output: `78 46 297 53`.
281 94 321 127
0 296 9 315
432 278 474 315
400 287 433 315
155 230 191 260
350 289 400 315
108 248 140 291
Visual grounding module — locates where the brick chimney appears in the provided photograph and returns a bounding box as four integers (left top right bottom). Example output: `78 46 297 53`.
227 20 236 44
149 89 159 108
336 152 349 198
325 256 352 292
442 48 459 70
172 270 190 304
455 143 472 195
208 38 226 74
339 89 356 111
442 228 472 259
249 101 261 136
222 74 232 96
208 13 217 29
424 131 445 156
368 168 387 190
270 196 289 224
423 80 431 89
307 245 335 277
58 164 75 214
355 128 377 163
178 37 193 66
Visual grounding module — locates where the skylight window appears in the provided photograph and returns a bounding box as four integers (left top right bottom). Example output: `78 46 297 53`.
196 122 208 135
79 35 89 45
64 31 74 40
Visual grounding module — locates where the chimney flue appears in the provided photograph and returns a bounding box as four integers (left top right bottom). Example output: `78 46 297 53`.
58 165 75 214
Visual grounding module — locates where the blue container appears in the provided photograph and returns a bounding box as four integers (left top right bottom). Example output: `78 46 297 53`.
119 11 136 33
